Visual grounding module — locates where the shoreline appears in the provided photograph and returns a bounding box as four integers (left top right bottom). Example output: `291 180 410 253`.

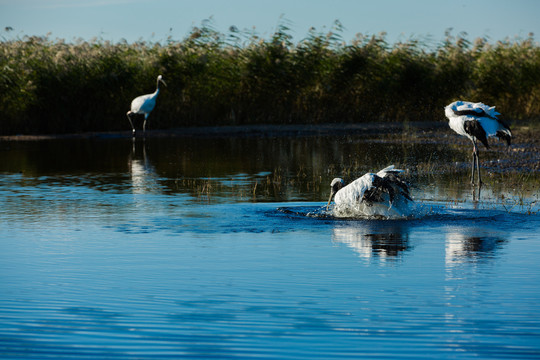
0 121 448 141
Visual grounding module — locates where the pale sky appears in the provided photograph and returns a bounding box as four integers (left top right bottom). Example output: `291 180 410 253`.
1 0 539 45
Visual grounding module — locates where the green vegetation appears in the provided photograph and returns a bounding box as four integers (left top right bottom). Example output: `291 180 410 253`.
1 21 539 135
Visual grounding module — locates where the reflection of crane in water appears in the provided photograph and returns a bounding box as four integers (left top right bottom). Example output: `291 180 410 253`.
332 222 411 261
128 140 160 195
327 165 413 218
444 101 512 185
126 75 167 137
445 228 507 266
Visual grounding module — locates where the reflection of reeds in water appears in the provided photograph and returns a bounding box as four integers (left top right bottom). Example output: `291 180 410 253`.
174 167 326 203
121 134 538 207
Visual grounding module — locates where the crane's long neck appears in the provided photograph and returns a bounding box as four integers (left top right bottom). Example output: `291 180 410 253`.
147 88 159 101
152 78 165 97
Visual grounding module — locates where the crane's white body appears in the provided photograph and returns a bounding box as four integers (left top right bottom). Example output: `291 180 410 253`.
444 100 511 185
329 166 414 218
130 92 159 117
127 75 166 136
445 101 509 142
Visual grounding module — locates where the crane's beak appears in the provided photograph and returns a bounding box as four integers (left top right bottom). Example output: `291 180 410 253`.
160 79 167 87
326 190 335 210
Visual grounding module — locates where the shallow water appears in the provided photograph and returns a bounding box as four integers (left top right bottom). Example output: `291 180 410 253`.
1 136 539 359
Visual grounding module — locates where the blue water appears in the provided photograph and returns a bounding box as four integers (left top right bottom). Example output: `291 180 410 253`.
1 138 539 359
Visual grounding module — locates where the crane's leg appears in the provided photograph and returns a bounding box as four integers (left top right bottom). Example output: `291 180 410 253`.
142 115 148 137
470 140 482 186
472 183 482 206
476 146 482 186
126 112 136 137
470 141 477 184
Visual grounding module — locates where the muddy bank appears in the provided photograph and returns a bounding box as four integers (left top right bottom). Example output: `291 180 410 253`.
411 124 540 174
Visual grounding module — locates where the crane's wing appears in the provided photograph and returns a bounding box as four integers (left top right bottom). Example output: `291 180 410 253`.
375 166 412 203
131 94 156 114
452 101 500 120
376 165 402 177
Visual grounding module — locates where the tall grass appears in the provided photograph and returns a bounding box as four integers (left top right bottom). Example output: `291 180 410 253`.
1 23 539 135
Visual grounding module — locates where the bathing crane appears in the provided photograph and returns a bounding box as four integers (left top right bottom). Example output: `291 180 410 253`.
327 165 413 218
444 101 512 185
126 75 167 136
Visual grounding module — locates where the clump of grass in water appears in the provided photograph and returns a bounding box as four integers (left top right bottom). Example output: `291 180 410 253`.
493 173 540 214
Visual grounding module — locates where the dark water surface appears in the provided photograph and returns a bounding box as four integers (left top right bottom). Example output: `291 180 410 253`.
1 136 539 359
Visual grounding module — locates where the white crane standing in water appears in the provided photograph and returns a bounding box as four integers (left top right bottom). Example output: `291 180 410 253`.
126 75 167 136
327 165 414 218
444 100 512 185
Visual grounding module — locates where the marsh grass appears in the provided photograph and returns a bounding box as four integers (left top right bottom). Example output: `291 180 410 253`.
1 23 539 135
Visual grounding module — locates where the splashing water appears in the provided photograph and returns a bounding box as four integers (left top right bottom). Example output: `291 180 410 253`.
279 200 487 222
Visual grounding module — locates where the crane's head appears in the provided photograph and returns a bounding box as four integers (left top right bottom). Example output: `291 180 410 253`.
443 103 455 120
327 178 345 209
157 75 167 88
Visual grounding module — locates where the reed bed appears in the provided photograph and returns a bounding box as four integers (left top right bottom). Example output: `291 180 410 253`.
1 23 539 135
